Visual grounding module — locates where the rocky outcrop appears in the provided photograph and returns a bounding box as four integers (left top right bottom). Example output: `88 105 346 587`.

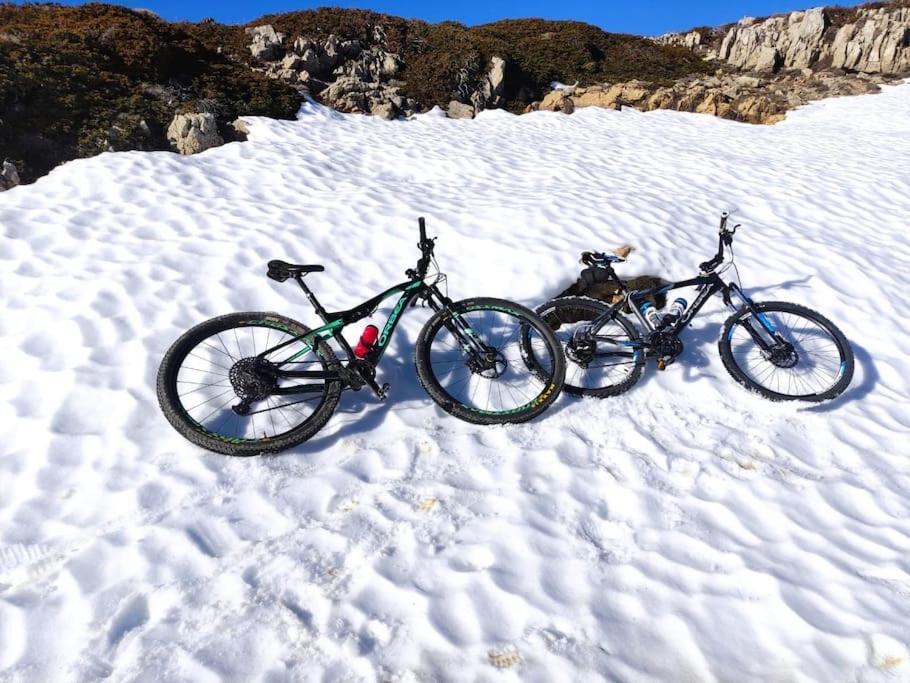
245 24 286 61
481 56 507 108
445 56 513 117
659 5 910 76
166 113 224 155
528 69 890 124
830 6 910 73
0 160 20 191
244 25 418 119
244 26 513 121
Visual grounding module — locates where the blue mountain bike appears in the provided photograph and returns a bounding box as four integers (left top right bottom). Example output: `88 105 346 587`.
528 213 854 402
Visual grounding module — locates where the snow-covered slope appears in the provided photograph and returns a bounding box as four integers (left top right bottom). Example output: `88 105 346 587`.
1 85 909 682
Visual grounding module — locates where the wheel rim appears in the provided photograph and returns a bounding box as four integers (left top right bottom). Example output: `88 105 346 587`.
173 322 330 443
539 303 640 392
727 309 847 398
427 307 558 415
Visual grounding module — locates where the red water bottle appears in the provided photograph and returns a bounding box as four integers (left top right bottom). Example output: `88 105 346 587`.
354 324 379 359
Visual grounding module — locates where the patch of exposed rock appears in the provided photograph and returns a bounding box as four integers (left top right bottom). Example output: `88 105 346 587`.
531 69 894 124
167 112 224 155
243 25 416 118
1 160 20 191
243 24 509 120
659 5 910 75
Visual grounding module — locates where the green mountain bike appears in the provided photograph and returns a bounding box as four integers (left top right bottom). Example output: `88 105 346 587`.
157 218 566 455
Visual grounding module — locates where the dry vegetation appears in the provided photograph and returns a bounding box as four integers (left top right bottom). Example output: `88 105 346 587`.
0 3 299 182
1 4 710 182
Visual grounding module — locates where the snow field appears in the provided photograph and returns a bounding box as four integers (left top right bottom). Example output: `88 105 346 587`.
1 83 909 681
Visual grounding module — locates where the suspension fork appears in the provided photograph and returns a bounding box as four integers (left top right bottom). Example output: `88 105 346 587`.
426 285 489 357
725 283 786 351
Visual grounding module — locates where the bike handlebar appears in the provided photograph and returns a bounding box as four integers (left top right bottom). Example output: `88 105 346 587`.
581 212 743 275
410 216 436 280
581 251 610 267
701 212 742 272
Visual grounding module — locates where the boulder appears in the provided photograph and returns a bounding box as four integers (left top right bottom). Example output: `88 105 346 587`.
166 113 224 155
230 118 251 137
340 39 362 59
735 75 764 88
321 34 343 71
379 52 400 78
746 46 782 72
447 100 475 119
299 47 322 74
281 53 302 71
482 56 507 105
245 24 285 61
371 101 398 120
574 87 620 109
292 37 317 54
539 90 575 113
0 160 20 191
321 75 415 117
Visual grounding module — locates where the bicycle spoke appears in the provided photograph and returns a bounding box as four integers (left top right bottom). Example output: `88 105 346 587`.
428 307 558 414
173 321 333 444
728 307 845 397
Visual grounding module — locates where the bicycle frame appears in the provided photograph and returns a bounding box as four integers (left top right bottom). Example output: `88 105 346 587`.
253 274 482 397
589 270 783 355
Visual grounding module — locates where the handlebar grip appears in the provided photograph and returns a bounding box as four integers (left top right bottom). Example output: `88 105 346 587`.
418 217 427 244
581 251 607 266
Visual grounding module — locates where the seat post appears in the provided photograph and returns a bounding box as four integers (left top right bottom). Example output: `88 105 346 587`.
295 276 330 322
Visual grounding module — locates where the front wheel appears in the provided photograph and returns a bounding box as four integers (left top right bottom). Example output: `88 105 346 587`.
415 298 565 424
719 301 854 402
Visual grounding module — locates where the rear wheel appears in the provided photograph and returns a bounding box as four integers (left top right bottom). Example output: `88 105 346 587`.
415 298 565 424
719 301 853 402
530 296 644 397
157 312 342 455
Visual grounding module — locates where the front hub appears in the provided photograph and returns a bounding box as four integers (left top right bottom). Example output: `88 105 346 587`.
766 343 799 368
468 347 508 378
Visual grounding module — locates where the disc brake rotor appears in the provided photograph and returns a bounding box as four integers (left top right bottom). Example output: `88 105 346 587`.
468 347 508 378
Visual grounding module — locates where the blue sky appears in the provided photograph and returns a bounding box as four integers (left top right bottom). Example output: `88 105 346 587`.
37 0 860 34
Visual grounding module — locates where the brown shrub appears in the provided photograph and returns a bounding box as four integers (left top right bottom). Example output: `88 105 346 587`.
2 4 717 183
0 3 300 182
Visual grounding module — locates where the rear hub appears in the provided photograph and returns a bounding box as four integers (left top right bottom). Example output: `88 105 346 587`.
229 357 279 413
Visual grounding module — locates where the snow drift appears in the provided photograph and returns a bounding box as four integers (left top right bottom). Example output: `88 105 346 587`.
1 83 909 681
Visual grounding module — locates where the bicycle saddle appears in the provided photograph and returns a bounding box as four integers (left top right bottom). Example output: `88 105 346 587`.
267 260 325 282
